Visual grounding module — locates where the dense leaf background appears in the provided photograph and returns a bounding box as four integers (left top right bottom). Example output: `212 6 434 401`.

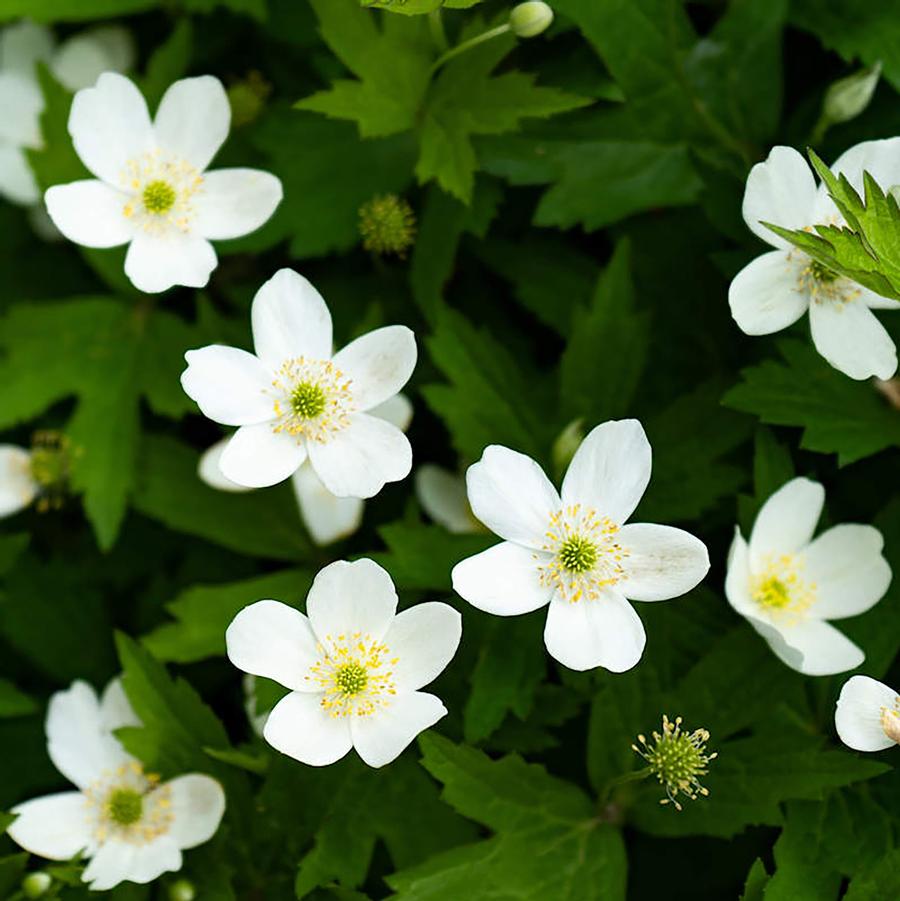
1 0 899 898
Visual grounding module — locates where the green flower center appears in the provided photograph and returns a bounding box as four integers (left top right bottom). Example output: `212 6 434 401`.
29 446 66 489
335 662 368 696
142 179 177 214
558 535 598 573
809 259 838 283
290 382 327 419
754 576 792 609
106 788 144 826
648 733 707 786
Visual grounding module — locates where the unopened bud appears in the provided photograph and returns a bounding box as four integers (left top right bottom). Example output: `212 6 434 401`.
823 62 881 125
227 71 271 128
509 2 554 39
169 879 197 901
22 872 52 898
552 418 584 479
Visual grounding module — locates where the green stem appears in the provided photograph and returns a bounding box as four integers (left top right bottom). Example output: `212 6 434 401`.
428 9 448 52
428 23 511 76
598 767 651 807
809 112 830 148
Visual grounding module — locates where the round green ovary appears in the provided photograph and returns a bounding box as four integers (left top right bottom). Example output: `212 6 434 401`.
755 576 791 609
335 662 368 696
291 382 327 419
106 788 143 826
649 734 704 786
142 179 177 214
558 535 598 573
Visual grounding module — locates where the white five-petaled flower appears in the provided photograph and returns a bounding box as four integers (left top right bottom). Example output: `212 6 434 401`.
44 72 282 293
835 674 900 752
415 465 482 535
729 140 900 380
451 420 710 672
725 477 891 675
226 558 461 768
198 394 413 545
7 679 225 892
181 268 417 496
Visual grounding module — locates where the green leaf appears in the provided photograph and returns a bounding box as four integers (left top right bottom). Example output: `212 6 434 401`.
0 0 154 23
765 810 843 901
844 849 900 901
362 0 483 12
141 20 193 109
0 853 28 898
0 678 38 718
741 859 770 901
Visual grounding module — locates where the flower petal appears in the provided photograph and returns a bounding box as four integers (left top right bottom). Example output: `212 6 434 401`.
829 137 900 203
0 144 39 205
728 250 809 335
292 463 364 545
264 690 353 766
370 392 413 431
198 437 253 492
0 21 54 76
8 792 95 860
742 146 818 249
153 76 230 172
99 678 140 732
0 445 38 518
561 419 651 524
809 296 897 381
226 600 320 692
618 523 709 601
52 26 134 92
451 541 553 616
68 72 154 185
749 477 824 569
308 414 411 499
543 590 646 672
382 602 461 692
835 675 898 752
465 445 560 549
219 423 307 488
804 524 891 620
724 529 757 619
755 618 863 676
306 558 397 647
82 837 181 891
250 268 332 369
124 232 217 293
193 168 283 240
180 346 273 427
162 774 226 849
416 465 476 534
44 180 133 248
351 691 447 768
332 325 417 413
0 72 43 146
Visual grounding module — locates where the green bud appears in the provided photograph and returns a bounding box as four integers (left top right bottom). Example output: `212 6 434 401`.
823 61 881 125
227 71 272 128
169 879 197 901
509 2 554 38
22 872 52 898
552 418 584 479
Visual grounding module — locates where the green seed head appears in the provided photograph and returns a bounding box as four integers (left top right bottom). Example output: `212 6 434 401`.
335 662 368 696
106 787 144 826
359 194 416 258
143 179 177 214
558 535 598 574
291 382 327 419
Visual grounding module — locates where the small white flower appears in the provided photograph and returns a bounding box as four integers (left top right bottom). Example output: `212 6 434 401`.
725 477 891 675
451 420 710 672
198 394 414 545
0 443 40 518
44 72 282 293
181 268 417 496
835 674 900 752
226 558 461 768
415 464 481 534
7 679 225 892
729 140 900 380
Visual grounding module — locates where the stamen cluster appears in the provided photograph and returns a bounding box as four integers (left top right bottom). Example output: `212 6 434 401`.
84 761 173 844
121 150 204 234
270 357 354 444
751 553 816 623
28 431 72 512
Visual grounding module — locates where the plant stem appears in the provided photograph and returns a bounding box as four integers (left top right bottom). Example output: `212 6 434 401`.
428 9 448 52
429 23 511 76
598 767 651 807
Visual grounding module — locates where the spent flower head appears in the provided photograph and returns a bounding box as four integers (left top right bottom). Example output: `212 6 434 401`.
359 194 416 258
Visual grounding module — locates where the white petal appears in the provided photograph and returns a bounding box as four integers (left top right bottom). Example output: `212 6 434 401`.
250 268 332 369
99 678 140 731
8 792 94 860
306 559 397 647
859 286 900 311
451 541 553 616
46 681 133 790
809 297 898 381
332 325 417 413
757 618 864 675
465 446 560 549
560 419 651 524
0 21 54 76
219 423 307 488
543 590 646 672
163 774 225 849
52 27 134 92
749 477 824 569
617 523 710 601
124 232 217 293
153 76 230 171
44 180 133 248
193 168 282 240
0 445 38 518
835 675 899 752
742 146 818 249
180 345 273 427
198 437 252 492
804 524 892 620
292 463 364 545
308 414 411 499
0 144 39 205
226 600 320 692
82 837 182 890
382 602 461 692
81 26 136 74
0 72 43 146
724 529 758 619
264 690 352 766
728 250 809 335
351 691 446 768
370 392 413 431
68 72 154 185
830 137 900 202
416 465 476 534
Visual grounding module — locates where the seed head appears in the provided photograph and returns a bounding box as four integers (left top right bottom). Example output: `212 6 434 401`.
359 194 416 258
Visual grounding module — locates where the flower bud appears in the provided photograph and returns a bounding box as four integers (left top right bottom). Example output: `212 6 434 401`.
552 418 584 479
509 2 554 39
169 879 197 901
823 61 881 125
22 872 52 898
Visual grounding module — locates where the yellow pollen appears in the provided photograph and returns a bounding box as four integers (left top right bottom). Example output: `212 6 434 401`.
120 150 203 234
335 661 368 696
881 704 900 744
270 357 354 444
751 553 815 623
84 762 173 845
142 179 176 214
791 240 860 306
106 787 143 825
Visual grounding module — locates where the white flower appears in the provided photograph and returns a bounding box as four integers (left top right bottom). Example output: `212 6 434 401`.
835 674 900 752
415 464 481 534
729 141 900 380
226 559 461 768
44 72 282 293
181 268 416 496
0 443 40 518
0 21 133 207
198 394 413 545
725 477 891 675
7 679 225 892
450 419 710 672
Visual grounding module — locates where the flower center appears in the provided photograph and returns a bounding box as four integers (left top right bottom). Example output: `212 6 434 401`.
881 704 900 744
121 151 204 234
809 259 838 282
84 761 173 845
106 788 143 826
558 535 598 573
270 357 354 444
142 179 177 214
28 430 70 512
751 553 815 623
793 248 859 306
290 381 327 419
335 661 368 696
359 193 417 257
